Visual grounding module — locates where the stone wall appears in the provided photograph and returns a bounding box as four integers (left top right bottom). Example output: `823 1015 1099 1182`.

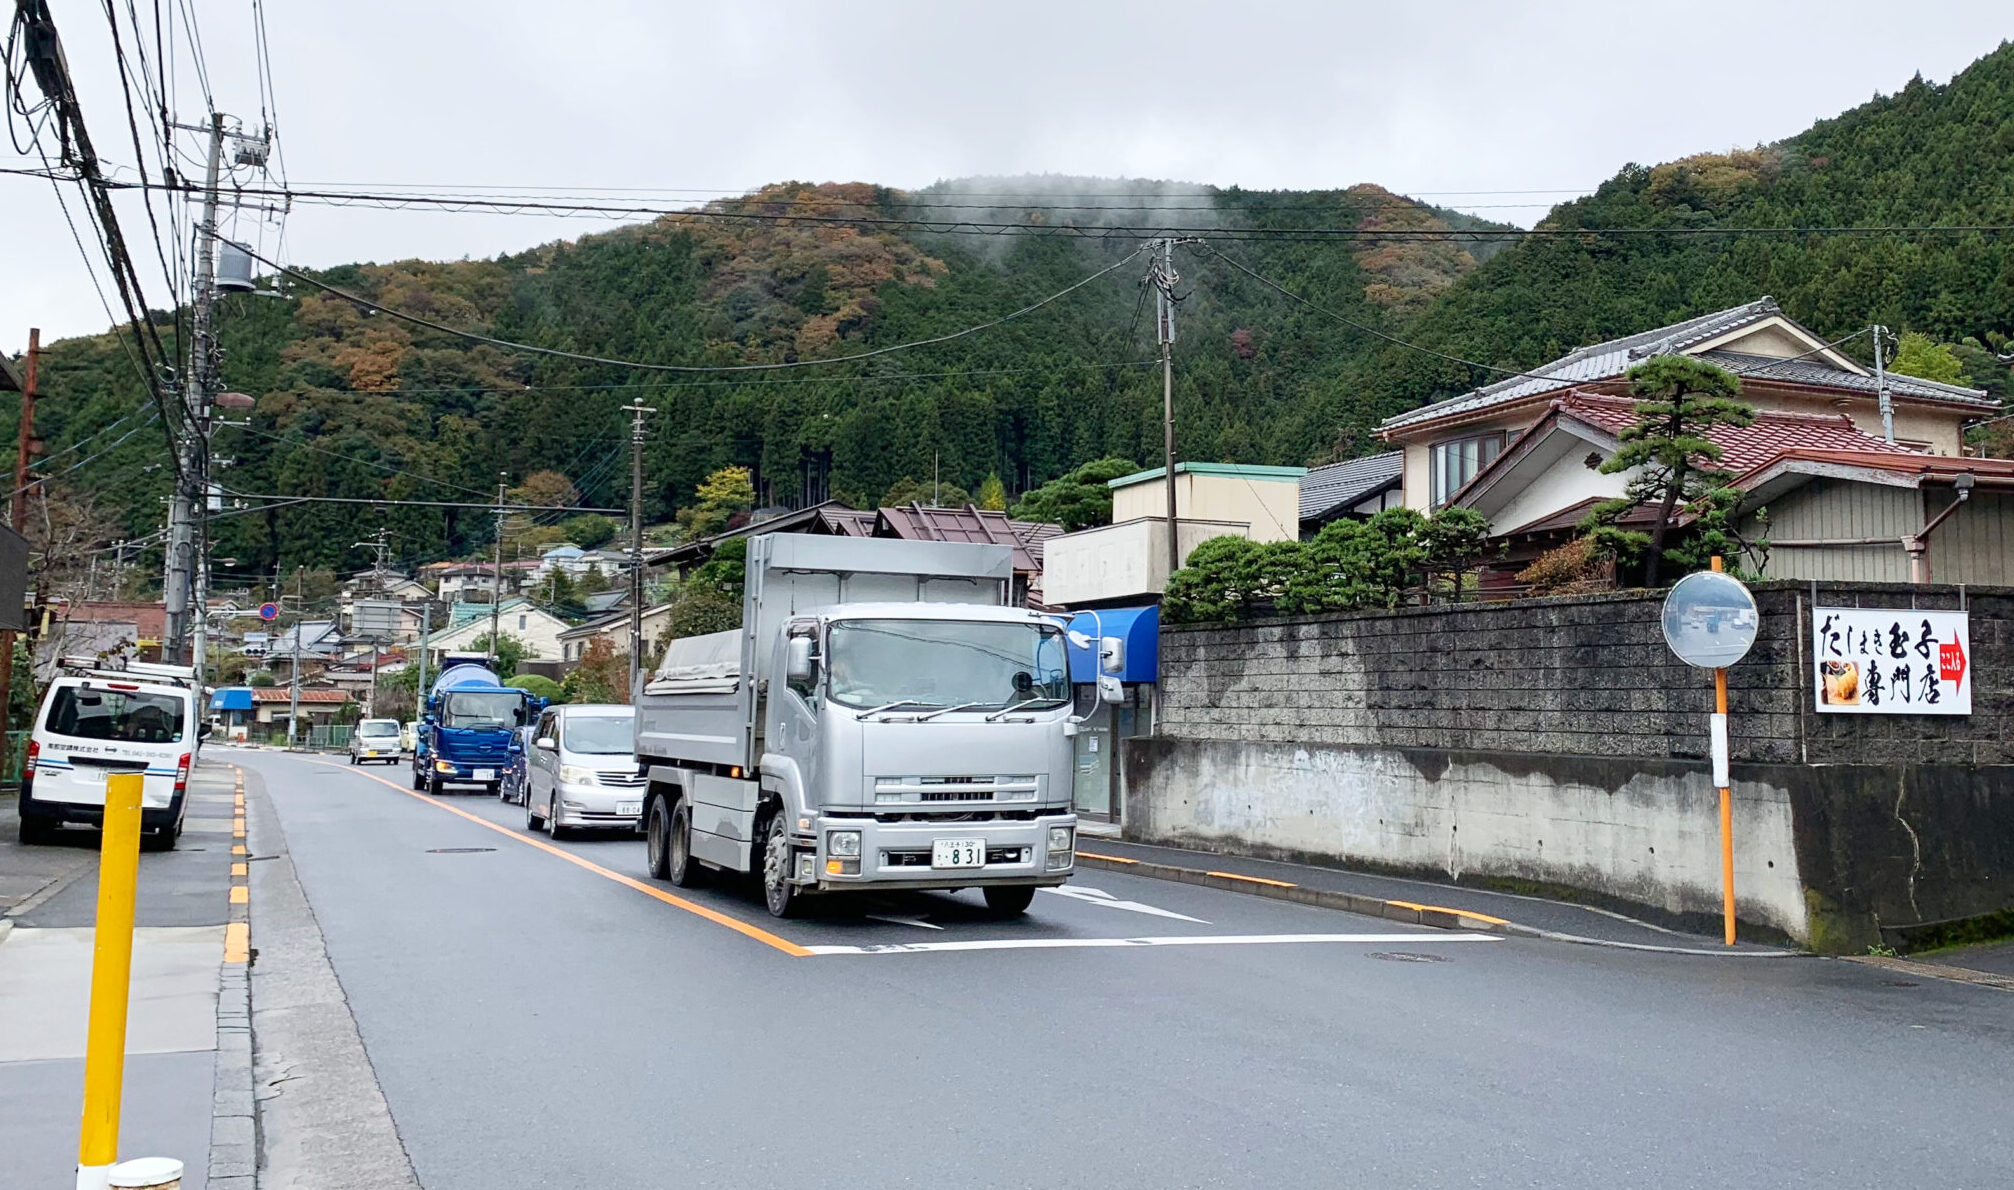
1128 581 2014 949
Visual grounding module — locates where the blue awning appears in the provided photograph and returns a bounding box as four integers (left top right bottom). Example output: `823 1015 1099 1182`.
1066 605 1158 684
210 687 255 711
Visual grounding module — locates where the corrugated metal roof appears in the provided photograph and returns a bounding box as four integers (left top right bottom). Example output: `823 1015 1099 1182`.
1378 298 1994 435
1299 451 1403 522
875 504 1044 573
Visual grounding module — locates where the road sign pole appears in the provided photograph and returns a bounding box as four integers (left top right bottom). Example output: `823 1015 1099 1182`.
75 772 144 1190
1709 556 1735 946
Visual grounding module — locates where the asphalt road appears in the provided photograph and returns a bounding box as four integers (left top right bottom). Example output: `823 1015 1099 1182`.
232 747 2014 1190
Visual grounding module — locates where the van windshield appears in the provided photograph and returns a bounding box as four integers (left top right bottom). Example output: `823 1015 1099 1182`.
357 720 401 737
563 715 633 755
442 691 526 729
44 684 188 743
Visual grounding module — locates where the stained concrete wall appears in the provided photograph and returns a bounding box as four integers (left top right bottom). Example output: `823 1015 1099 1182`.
1129 581 2014 949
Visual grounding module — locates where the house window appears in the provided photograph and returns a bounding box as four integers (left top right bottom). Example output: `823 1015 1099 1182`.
518 614 527 630
1431 433 1506 507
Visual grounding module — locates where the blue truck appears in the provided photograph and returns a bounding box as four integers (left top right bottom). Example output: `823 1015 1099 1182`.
412 654 545 796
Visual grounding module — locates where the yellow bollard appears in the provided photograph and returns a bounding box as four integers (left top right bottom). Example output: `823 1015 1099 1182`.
76 772 144 1190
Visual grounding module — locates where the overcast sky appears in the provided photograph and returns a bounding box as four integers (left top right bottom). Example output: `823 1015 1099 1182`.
5 2 2007 354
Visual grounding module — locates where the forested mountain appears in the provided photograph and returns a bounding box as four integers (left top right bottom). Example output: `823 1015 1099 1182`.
13 40 2014 585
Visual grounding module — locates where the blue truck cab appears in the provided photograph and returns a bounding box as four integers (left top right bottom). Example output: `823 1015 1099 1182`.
412 654 545 796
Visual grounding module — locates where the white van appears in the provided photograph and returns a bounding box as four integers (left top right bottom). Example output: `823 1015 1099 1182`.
18 664 203 848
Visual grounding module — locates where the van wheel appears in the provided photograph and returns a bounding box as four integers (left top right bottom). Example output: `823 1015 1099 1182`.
526 789 546 833
18 815 52 845
983 886 1036 916
760 811 801 919
668 800 708 888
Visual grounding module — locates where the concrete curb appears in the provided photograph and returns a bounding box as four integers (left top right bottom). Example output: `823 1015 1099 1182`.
210 963 257 1188
1844 953 2014 992
1074 852 1800 957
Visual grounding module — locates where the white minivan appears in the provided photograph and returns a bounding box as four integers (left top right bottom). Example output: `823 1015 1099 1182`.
18 663 203 848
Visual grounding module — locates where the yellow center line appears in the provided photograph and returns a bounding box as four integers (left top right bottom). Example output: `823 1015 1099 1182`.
231 844 246 856
229 885 249 905
231 862 247 877
307 761 813 958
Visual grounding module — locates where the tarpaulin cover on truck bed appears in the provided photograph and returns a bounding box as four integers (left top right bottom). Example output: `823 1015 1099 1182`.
644 627 741 695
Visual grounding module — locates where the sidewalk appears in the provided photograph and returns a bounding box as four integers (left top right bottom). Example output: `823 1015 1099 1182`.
0 762 247 1189
1076 837 1793 953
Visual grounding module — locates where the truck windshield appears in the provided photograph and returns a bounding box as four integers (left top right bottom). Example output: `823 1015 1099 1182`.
442 691 526 729
563 715 633 755
825 619 1069 711
44 684 188 743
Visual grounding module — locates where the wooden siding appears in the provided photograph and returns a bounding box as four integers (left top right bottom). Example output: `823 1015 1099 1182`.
1926 490 2014 585
1746 478 1916 582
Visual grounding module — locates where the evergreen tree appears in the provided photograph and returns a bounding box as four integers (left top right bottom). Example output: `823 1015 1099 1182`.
976 473 1008 511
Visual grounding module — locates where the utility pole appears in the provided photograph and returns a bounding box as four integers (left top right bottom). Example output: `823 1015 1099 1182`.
286 604 301 748
1151 238 1182 577
1871 324 1895 444
488 474 506 671
414 601 431 719
164 114 227 666
622 399 656 697
2 329 40 777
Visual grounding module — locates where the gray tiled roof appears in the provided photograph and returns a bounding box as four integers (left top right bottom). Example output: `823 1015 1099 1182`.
1698 350 1995 407
1376 298 1992 433
1299 451 1403 522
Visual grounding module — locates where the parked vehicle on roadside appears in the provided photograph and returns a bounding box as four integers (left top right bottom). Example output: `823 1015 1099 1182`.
524 705 642 838
411 655 544 796
17 659 207 849
400 720 418 753
635 534 1078 918
348 718 404 765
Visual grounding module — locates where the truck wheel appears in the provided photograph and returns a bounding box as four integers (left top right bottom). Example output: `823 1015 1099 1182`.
983 886 1037 917
667 801 708 888
645 798 673 880
411 766 424 791
426 773 443 797
760 812 801 919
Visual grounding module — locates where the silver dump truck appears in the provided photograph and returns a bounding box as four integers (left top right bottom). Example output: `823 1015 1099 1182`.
635 533 1079 917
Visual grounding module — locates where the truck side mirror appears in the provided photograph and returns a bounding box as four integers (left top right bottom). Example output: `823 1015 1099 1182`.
1097 674 1125 705
785 636 815 684
1098 636 1125 676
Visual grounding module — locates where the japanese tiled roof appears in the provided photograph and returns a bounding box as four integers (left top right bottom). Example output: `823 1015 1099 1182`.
874 504 1052 573
249 687 349 703
1379 297 1992 434
1299 451 1403 521
1555 392 1915 472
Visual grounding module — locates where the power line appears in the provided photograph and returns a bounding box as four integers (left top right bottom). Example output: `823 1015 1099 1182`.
223 236 1149 374
244 359 1158 397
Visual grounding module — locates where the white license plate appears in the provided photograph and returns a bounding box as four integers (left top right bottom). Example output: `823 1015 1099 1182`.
616 801 641 816
932 838 986 869
473 768 495 781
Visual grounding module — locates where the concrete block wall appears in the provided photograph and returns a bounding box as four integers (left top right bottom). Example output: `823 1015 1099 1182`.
1131 581 2014 949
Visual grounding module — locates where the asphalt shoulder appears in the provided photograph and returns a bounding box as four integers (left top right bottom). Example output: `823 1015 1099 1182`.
1076 836 1789 952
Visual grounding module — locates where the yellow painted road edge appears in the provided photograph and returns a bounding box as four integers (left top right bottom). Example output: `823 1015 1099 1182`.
226 765 251 963
1078 851 1517 931
314 760 814 958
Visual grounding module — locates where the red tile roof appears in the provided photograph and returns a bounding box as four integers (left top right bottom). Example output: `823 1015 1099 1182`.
1556 392 1911 473
873 504 1053 574
249 688 350 703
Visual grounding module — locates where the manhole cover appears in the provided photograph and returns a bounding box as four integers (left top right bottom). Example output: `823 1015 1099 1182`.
1367 951 1448 963
425 847 496 854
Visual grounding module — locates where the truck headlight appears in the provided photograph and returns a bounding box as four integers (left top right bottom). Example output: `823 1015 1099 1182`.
434 759 456 773
1047 825 1074 870
558 765 596 786
827 830 861 857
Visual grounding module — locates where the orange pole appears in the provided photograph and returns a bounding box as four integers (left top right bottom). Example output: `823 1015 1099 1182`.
1708 555 1735 946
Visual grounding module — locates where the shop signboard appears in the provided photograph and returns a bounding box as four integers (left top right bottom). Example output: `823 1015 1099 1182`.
1812 607 1970 715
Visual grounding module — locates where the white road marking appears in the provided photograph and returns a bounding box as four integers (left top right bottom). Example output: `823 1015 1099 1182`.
1041 885 1209 924
864 914 945 930
804 932 1501 956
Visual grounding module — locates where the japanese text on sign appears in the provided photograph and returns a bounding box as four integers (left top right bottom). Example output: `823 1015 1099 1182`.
1812 607 1971 715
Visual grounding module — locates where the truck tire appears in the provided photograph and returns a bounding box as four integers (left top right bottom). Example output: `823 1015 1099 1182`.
645 797 673 880
427 773 443 797
759 811 801 919
667 800 708 888
983 886 1037 917
411 765 424 791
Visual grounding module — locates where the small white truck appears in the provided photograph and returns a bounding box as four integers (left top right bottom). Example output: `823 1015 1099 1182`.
635 534 1079 917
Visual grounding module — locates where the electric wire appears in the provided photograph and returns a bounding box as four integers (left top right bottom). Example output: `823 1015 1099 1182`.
222 237 1149 374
